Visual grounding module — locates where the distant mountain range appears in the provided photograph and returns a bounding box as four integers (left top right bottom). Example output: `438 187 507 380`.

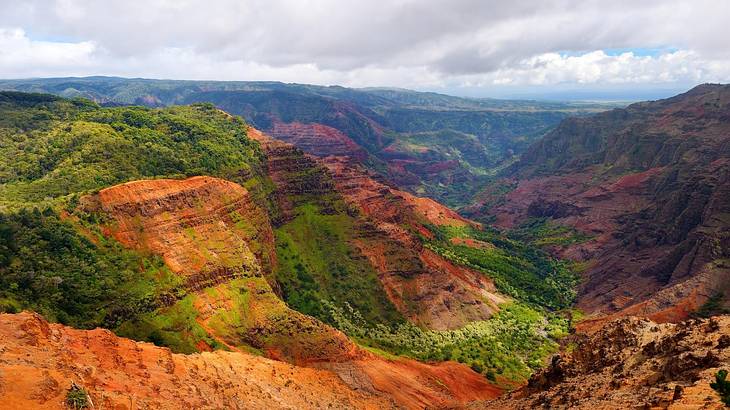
0 76 616 207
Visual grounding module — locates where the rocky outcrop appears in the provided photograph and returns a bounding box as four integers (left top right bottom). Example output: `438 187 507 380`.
269 121 369 161
482 315 730 409
469 84 730 323
91 176 276 287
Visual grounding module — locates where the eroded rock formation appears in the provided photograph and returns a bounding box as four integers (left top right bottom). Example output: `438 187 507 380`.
0 311 387 409
0 312 502 409
483 315 730 409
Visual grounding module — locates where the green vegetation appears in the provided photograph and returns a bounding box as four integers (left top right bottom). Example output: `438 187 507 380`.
267 177 578 382
275 205 402 326
65 382 90 409
0 206 225 353
0 208 179 328
0 92 274 352
115 293 224 354
325 301 567 382
0 92 268 210
464 179 518 223
510 218 592 248
711 369 730 406
424 225 579 310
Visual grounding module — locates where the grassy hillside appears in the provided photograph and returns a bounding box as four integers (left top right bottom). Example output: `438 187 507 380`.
275 203 403 326
0 92 273 352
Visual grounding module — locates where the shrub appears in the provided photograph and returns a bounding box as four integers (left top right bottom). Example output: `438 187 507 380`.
710 369 730 406
65 382 90 409
693 293 729 318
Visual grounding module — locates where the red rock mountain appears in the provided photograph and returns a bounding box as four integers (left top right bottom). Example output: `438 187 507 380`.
82 175 358 364
466 84 730 328
69 174 503 408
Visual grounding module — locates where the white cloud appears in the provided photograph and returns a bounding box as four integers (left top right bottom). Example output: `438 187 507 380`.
475 50 730 86
0 28 96 77
0 0 728 93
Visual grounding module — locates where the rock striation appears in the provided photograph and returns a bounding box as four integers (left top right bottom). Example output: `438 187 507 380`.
83 175 358 364
468 84 730 324
250 128 506 330
269 120 369 162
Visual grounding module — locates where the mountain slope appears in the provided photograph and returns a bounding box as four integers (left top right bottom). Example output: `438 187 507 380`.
467 84 730 327
83 176 358 364
0 311 504 409
249 128 504 330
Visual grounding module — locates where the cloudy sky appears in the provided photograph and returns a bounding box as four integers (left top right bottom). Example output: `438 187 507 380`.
1 0 729 98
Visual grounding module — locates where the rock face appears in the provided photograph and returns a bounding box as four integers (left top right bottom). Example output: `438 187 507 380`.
0 311 389 409
0 312 502 409
250 128 505 330
269 120 369 162
320 155 506 330
468 84 730 324
247 127 339 223
95 176 276 289
483 315 730 409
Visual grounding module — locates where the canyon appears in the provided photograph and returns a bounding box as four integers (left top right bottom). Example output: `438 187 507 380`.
0 84 728 409
467 84 730 329
249 127 505 330
0 77 609 206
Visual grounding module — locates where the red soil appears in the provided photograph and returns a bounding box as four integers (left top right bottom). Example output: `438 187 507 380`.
0 312 394 409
